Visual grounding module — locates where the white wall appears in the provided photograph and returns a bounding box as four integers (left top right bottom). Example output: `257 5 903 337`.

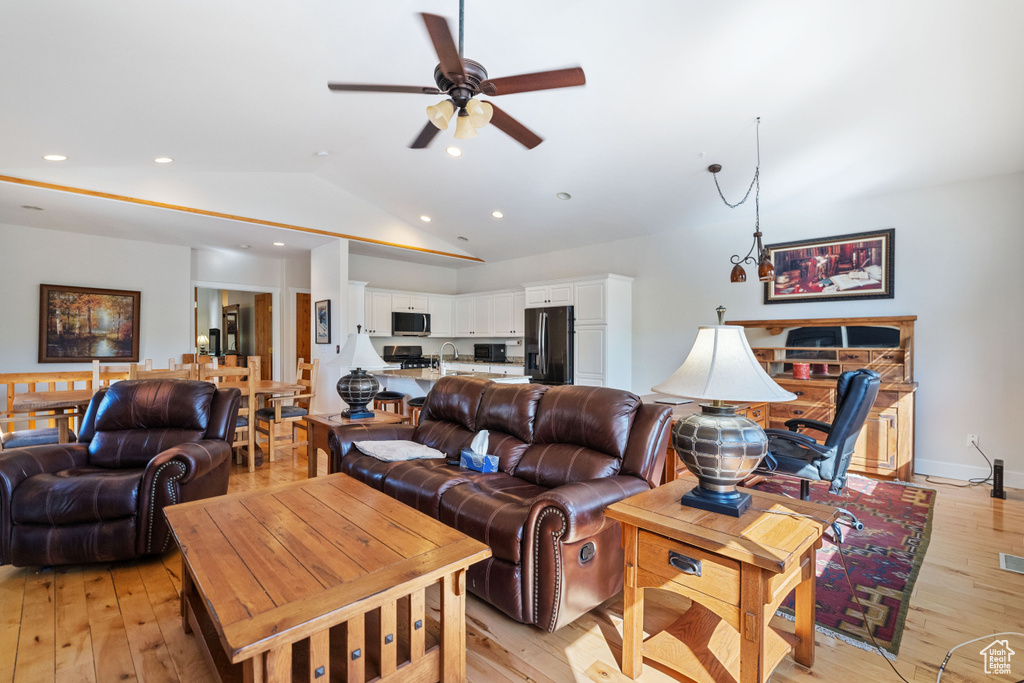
311 240 349 413
0 223 191 372
449 172 1024 486
349 254 458 294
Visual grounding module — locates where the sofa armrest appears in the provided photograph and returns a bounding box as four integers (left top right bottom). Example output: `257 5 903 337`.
144 440 232 486
532 475 652 544
327 423 417 472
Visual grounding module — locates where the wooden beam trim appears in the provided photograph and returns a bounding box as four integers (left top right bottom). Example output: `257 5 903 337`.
0 174 485 263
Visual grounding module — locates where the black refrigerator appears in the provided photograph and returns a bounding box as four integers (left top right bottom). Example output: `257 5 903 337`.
524 306 574 385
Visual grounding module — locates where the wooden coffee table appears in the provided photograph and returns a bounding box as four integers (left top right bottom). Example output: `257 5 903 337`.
606 478 838 683
164 473 490 682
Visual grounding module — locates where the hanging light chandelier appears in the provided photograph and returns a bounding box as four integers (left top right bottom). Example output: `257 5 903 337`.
708 117 775 283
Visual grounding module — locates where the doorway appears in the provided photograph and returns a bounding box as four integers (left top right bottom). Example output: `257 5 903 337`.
196 286 274 379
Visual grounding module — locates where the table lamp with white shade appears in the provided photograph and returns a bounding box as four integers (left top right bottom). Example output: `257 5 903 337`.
326 327 390 419
652 307 796 516
196 334 209 355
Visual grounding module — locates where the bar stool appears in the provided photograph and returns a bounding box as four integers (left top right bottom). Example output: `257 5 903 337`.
373 390 405 416
407 396 426 425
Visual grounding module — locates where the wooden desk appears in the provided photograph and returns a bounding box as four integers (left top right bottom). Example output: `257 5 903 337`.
606 478 837 683
11 389 95 443
303 412 410 478
165 474 490 683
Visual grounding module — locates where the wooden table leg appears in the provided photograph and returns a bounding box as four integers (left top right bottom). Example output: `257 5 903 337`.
621 524 643 679
180 560 193 634
440 569 467 683
306 419 319 478
793 545 818 668
739 564 767 683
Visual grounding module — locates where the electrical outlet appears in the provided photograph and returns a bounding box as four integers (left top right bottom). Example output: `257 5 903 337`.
967 433 979 447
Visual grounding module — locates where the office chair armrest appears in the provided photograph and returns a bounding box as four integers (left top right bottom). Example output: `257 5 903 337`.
782 417 832 434
764 428 834 458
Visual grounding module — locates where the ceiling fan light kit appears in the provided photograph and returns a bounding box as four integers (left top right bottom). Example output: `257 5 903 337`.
327 3 585 150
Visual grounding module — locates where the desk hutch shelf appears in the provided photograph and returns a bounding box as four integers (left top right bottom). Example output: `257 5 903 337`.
728 315 917 481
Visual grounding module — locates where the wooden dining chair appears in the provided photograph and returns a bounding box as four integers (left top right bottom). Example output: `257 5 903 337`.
128 363 194 380
254 358 319 463
200 360 258 472
91 361 131 390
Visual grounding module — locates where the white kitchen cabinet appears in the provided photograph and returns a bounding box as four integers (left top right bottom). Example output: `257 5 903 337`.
454 295 494 337
364 290 393 336
511 291 526 336
492 291 514 336
524 282 573 308
428 294 453 337
391 292 428 313
574 326 607 385
488 365 525 376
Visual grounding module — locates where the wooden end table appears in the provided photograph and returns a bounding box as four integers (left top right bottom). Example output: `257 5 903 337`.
605 478 838 683
303 412 410 477
165 473 490 683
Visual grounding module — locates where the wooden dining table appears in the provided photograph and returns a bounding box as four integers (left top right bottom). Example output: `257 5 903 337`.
11 389 95 443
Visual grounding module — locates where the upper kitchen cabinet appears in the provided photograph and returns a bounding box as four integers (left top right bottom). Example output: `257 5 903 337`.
455 294 494 337
574 274 633 326
391 292 428 313
364 290 392 336
428 295 453 337
524 282 573 308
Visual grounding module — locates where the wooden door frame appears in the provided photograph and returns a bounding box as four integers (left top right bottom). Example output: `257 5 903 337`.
290 287 312 384
193 280 282 381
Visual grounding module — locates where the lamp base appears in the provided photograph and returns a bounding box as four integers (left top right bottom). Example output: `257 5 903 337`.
681 486 752 517
339 406 375 419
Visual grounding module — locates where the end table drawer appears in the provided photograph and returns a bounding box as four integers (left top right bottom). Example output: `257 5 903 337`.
637 530 739 606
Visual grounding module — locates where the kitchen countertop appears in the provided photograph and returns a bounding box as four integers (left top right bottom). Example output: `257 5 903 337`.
372 368 530 382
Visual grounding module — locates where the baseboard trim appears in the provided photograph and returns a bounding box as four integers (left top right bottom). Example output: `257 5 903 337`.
914 458 1024 490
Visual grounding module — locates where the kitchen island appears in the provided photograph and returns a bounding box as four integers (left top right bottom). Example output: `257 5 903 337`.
371 367 530 400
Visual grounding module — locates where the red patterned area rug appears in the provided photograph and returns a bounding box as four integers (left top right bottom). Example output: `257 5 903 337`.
751 473 936 658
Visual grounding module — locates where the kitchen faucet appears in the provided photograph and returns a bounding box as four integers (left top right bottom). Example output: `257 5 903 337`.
439 342 458 376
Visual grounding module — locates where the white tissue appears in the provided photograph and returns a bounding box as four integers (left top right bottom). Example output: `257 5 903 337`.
470 430 489 455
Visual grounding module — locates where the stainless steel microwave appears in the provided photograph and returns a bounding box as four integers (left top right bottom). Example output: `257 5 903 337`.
392 311 431 337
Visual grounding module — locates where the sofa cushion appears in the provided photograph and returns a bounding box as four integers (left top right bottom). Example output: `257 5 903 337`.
412 420 475 459
416 376 489 432
1 427 76 449
380 460 473 518
532 385 640 459
90 380 215 468
513 443 621 488
11 467 142 525
438 473 550 564
337 452 406 489
475 383 547 472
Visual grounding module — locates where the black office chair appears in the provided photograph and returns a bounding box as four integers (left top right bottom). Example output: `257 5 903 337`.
760 369 882 501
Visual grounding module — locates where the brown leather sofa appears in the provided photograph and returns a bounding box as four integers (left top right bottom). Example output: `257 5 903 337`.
328 376 672 632
0 379 239 567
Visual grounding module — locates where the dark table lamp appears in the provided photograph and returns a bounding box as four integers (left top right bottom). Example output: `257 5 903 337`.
653 307 796 516
327 329 390 419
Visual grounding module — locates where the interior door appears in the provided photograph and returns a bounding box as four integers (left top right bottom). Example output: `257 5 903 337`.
254 293 272 380
296 292 311 369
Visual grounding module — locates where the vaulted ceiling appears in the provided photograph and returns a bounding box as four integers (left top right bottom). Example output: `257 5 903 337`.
2 1 1022 265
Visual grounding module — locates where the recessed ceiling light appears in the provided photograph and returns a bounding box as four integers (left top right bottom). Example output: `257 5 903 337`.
273 242 285 246
21 205 44 211
237 244 251 249
446 147 462 157
491 211 504 219
457 236 469 241
154 157 173 164
43 154 67 162
315 150 330 157
556 192 572 200
420 215 431 222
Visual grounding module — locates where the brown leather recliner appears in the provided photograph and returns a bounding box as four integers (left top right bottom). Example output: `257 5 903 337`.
0 379 240 567
328 376 672 632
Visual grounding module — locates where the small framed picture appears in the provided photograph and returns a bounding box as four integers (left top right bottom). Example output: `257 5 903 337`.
764 229 895 304
314 299 331 344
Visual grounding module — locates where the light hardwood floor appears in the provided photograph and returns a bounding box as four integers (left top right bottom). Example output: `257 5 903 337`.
2 441 1022 682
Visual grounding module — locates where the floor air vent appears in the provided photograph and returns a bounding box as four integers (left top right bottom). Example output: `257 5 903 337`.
999 553 1024 575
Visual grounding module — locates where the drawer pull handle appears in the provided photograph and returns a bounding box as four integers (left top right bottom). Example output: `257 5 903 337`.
794 391 804 396
668 551 702 576
793 410 804 415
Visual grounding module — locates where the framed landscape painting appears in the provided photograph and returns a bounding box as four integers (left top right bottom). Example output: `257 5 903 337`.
315 299 331 344
39 284 141 362
763 229 895 304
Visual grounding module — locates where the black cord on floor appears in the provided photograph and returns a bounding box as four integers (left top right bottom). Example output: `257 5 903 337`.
924 441 994 488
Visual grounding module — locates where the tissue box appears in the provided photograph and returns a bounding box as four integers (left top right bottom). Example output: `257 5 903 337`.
459 448 498 473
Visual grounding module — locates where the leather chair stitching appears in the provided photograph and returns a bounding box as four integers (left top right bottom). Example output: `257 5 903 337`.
532 507 567 631
147 460 187 553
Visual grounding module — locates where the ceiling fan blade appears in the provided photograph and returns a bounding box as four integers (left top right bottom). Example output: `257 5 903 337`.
480 67 586 96
328 83 441 95
487 103 543 149
420 13 466 85
410 121 442 149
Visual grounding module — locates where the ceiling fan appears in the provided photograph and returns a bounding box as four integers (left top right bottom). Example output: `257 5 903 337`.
327 3 586 149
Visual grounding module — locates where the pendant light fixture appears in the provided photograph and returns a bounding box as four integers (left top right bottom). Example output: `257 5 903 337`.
708 117 775 283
